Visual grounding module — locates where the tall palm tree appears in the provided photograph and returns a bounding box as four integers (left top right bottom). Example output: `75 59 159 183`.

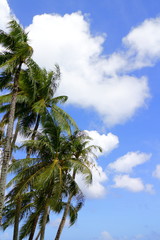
2 188 36 240
17 61 77 142
54 172 84 240
7 113 92 240
54 131 102 240
2 185 50 240
0 19 33 221
0 61 78 238
0 60 77 152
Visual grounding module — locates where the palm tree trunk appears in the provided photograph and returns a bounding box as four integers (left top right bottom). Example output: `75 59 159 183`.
0 62 22 224
0 119 5 175
28 214 39 240
54 194 72 240
40 205 49 240
0 116 5 146
26 114 40 158
13 196 22 240
11 118 20 153
54 170 76 240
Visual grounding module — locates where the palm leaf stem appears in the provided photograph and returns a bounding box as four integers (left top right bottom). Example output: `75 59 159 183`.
27 114 40 158
11 118 20 153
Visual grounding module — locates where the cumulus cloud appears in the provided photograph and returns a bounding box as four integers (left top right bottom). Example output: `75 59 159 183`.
0 0 11 31
2 3 160 126
25 12 152 126
1 1 157 198
123 18 160 69
85 130 119 156
113 175 154 193
108 152 151 173
152 165 160 179
113 174 144 192
75 130 118 199
76 163 107 199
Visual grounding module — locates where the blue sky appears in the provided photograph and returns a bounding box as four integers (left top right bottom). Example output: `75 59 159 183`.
1 0 160 239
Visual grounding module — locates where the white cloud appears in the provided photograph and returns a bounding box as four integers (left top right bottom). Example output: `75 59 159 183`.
113 174 144 192
145 184 155 194
0 0 11 31
75 130 118 199
101 231 114 240
2 6 160 127
108 152 151 173
16 131 31 145
76 163 107 199
113 174 154 193
85 130 119 156
152 164 160 179
123 18 160 69
26 12 151 126
0 1 157 198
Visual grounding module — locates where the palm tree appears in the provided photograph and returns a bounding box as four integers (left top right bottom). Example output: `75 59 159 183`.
19 191 49 240
2 188 36 240
54 131 102 240
0 19 33 221
7 113 93 240
17 61 77 143
0 59 78 238
54 172 84 240
0 60 77 154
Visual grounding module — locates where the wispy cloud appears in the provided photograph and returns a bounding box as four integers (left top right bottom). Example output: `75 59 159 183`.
152 164 160 179
100 231 114 240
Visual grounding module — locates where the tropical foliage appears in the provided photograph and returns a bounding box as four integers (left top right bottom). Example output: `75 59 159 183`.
0 18 103 240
